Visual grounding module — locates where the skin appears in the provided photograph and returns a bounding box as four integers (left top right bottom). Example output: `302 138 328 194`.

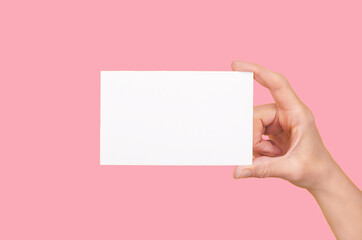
231 61 362 240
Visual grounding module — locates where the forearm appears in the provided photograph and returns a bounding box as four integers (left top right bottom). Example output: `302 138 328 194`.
308 160 362 239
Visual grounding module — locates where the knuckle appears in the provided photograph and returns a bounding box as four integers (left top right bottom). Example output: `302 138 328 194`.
275 72 287 81
261 164 272 178
253 159 273 178
272 72 288 91
301 106 315 124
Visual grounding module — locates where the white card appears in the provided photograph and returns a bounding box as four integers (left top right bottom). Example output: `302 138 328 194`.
100 71 253 165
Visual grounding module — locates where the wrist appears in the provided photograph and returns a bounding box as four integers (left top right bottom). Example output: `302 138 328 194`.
307 156 357 198
306 154 341 195
305 155 362 239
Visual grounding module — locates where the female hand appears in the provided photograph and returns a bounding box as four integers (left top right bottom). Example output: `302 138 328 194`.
232 60 362 239
232 60 333 190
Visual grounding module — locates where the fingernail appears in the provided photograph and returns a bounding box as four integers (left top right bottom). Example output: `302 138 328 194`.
234 168 252 178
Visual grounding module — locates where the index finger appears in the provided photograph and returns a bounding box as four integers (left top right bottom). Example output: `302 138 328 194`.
231 60 303 111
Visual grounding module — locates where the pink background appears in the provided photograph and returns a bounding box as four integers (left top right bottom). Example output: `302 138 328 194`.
1 0 361 239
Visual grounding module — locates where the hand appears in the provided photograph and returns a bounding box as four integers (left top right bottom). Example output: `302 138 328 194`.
232 60 336 190
231 61 362 239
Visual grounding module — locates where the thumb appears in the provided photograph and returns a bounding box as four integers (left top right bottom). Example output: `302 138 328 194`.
233 156 288 179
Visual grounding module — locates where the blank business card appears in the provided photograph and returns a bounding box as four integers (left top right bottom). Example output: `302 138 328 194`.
100 71 253 165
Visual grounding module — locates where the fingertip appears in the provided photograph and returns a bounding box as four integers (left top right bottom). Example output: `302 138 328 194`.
233 166 240 179
233 165 253 179
231 61 236 71
231 60 243 71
